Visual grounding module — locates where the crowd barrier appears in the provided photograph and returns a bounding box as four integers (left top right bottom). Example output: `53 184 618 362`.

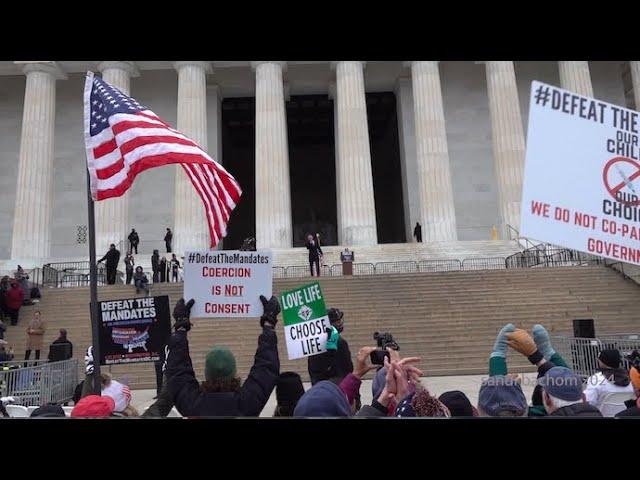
0 359 78 406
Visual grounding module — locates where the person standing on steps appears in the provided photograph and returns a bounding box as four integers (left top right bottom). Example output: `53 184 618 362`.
98 244 120 285
124 253 135 285
151 250 160 283
25 311 45 363
413 222 422 243
170 254 181 282
128 228 140 254
305 233 323 277
159 256 167 283
164 228 173 253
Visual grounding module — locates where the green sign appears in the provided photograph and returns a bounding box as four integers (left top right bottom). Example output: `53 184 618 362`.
280 282 330 360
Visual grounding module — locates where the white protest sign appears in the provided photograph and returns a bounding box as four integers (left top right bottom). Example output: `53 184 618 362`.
521 81 640 265
183 250 273 318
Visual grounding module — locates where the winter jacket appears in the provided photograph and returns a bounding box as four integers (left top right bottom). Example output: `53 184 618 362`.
151 254 160 273
308 337 353 385
128 232 139 245
305 241 323 261
26 316 45 350
584 370 634 413
166 328 280 417
164 231 173 243
549 402 603 417
615 398 640 417
124 257 134 272
99 249 120 268
356 401 389 417
48 337 73 361
5 284 24 310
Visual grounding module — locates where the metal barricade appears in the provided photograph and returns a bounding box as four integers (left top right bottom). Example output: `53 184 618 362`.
0 359 78 406
461 257 507 271
272 266 286 279
352 263 375 276
551 336 603 379
284 264 331 278
418 259 461 273
374 261 419 274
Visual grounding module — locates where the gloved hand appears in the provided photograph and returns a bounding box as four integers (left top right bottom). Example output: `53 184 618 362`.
85 346 94 375
507 329 543 364
491 324 515 358
174 318 192 332
260 295 280 328
325 326 339 351
532 324 556 360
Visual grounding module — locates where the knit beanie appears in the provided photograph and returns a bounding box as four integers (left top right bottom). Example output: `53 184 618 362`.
205 347 237 382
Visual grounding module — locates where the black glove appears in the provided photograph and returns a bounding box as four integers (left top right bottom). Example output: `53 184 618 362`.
174 318 192 332
260 295 280 328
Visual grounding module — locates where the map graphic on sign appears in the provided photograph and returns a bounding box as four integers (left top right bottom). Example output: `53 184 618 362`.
281 282 330 360
112 327 150 353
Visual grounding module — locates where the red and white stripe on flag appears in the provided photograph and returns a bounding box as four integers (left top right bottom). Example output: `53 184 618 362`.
83 71 241 248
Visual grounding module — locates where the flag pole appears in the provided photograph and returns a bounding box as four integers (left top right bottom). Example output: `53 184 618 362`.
86 169 102 393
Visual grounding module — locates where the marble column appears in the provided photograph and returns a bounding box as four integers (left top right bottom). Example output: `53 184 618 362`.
11 61 66 261
394 76 421 242
173 61 211 254
630 62 640 111
408 61 457 241
558 61 594 97
332 61 378 246
95 61 138 254
483 61 526 237
252 61 292 249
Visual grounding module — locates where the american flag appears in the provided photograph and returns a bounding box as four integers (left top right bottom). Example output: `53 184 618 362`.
83 71 241 248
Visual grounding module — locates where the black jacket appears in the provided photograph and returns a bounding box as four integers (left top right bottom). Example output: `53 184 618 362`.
99 249 120 267
166 328 280 417
49 337 73 361
128 232 139 245
164 231 173 243
615 398 640 417
306 241 323 261
151 254 160 272
308 337 353 385
550 402 603 417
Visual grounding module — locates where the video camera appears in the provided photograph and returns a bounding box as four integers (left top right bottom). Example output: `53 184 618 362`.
370 331 400 365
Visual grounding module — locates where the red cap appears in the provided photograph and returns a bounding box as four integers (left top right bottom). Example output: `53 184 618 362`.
71 395 115 418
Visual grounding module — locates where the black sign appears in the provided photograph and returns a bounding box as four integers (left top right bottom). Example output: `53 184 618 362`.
97 296 171 366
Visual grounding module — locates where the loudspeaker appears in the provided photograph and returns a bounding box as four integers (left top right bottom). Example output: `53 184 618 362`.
573 318 595 338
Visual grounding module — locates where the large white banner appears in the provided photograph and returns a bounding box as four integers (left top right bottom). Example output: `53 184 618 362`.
521 81 640 265
183 250 273 318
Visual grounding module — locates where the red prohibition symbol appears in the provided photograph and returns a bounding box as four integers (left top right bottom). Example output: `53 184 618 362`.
602 156 640 207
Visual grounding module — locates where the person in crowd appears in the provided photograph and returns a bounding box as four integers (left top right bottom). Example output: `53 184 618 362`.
583 348 634 415
0 276 9 322
165 296 280 417
413 222 422 243
124 253 135 285
308 308 353 386
5 281 24 326
15 265 30 303
477 375 528 417
151 249 160 283
396 386 451 417
30 404 66 418
0 318 5 340
0 340 14 362
71 395 116 418
616 352 640 417
170 254 180 282
305 233 323 277
98 244 120 285
439 390 478 417
340 248 354 263
1 396 15 418
133 266 149 295
539 366 602 417
295 346 378 417
48 328 73 362
159 256 167 283
273 372 305 417
164 228 173 253
25 310 45 362
128 228 140 254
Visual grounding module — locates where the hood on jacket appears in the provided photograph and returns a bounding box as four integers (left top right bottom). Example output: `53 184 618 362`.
293 380 351 417
601 368 631 387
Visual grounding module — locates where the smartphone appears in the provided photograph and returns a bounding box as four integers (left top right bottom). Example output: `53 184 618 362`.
370 350 389 366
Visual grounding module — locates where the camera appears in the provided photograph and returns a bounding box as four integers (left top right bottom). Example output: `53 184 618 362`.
373 331 399 351
626 350 640 369
370 332 400 366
